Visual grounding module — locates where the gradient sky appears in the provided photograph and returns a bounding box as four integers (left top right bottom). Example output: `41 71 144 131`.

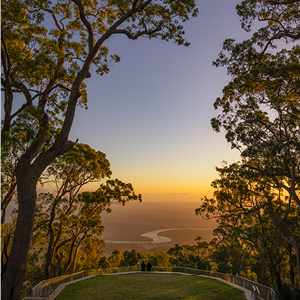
66 0 250 202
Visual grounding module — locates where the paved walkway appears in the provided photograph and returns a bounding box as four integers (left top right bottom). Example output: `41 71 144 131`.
49 275 96 300
48 271 252 300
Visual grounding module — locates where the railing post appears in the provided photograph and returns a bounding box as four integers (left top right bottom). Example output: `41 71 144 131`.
252 285 257 300
23 280 33 299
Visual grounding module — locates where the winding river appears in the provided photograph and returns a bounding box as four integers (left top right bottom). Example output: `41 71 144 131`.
105 228 214 244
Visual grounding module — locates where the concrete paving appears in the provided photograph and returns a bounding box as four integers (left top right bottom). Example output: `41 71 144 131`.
48 275 96 300
197 274 252 300
48 271 252 300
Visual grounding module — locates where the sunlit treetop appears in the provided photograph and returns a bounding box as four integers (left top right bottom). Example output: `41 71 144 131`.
237 0 300 36
1 0 198 136
214 0 300 76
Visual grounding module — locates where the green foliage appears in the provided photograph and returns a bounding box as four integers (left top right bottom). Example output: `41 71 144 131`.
119 250 140 267
108 249 124 267
1 0 198 218
2 0 198 136
212 4 300 203
42 143 112 188
98 257 111 269
207 2 300 296
24 253 44 286
150 251 171 268
31 143 141 279
214 1 300 76
1 221 16 276
196 162 300 295
35 175 142 278
167 243 212 270
2 1 199 297
212 48 300 180
236 0 300 35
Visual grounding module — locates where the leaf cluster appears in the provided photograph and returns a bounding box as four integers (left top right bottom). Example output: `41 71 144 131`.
214 1 300 77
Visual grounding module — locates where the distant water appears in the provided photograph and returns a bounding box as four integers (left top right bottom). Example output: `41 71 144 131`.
104 227 214 244
101 202 217 255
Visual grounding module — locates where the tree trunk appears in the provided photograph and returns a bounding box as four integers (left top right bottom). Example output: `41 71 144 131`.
1 229 13 277
288 246 295 286
62 239 76 275
260 257 267 286
1 140 74 299
1 36 96 300
1 181 17 223
274 218 300 281
295 247 300 283
44 214 63 279
1 172 37 300
273 269 284 300
52 251 64 278
44 229 62 279
70 239 83 274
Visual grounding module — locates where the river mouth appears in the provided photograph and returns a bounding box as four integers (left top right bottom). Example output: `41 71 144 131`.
104 227 214 244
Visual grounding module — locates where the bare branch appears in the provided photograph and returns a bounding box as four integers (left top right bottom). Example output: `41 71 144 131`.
112 26 162 39
71 0 94 51
43 8 62 31
268 0 299 4
132 0 139 10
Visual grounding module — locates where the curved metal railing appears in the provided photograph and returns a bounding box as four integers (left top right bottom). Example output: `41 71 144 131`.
23 266 276 300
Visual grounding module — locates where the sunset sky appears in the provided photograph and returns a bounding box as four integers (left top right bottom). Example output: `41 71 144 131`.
68 0 249 202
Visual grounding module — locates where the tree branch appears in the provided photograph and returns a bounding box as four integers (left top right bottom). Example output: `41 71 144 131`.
244 164 300 207
268 0 299 4
112 25 162 40
71 0 94 51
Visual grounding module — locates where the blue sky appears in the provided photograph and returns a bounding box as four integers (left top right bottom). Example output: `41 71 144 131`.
67 0 248 202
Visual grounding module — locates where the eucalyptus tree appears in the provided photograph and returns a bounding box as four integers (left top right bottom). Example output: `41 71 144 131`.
1 0 198 298
211 44 300 281
209 0 300 285
78 236 107 271
196 163 299 298
35 179 141 278
210 0 300 226
1 220 16 278
150 251 171 268
212 220 290 299
4 143 139 279
215 0 300 74
108 249 124 268
1 110 43 223
212 0 300 193
119 249 140 267
33 143 112 279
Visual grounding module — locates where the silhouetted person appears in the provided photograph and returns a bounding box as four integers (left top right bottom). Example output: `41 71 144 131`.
147 260 152 271
141 261 146 271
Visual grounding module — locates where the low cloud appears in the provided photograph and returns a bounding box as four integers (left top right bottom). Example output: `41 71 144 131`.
144 193 191 196
166 193 191 196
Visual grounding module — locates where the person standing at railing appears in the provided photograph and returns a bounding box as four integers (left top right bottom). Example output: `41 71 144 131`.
141 261 146 271
147 260 152 272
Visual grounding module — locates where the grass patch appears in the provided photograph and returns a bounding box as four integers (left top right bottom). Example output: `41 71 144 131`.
54 273 247 300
